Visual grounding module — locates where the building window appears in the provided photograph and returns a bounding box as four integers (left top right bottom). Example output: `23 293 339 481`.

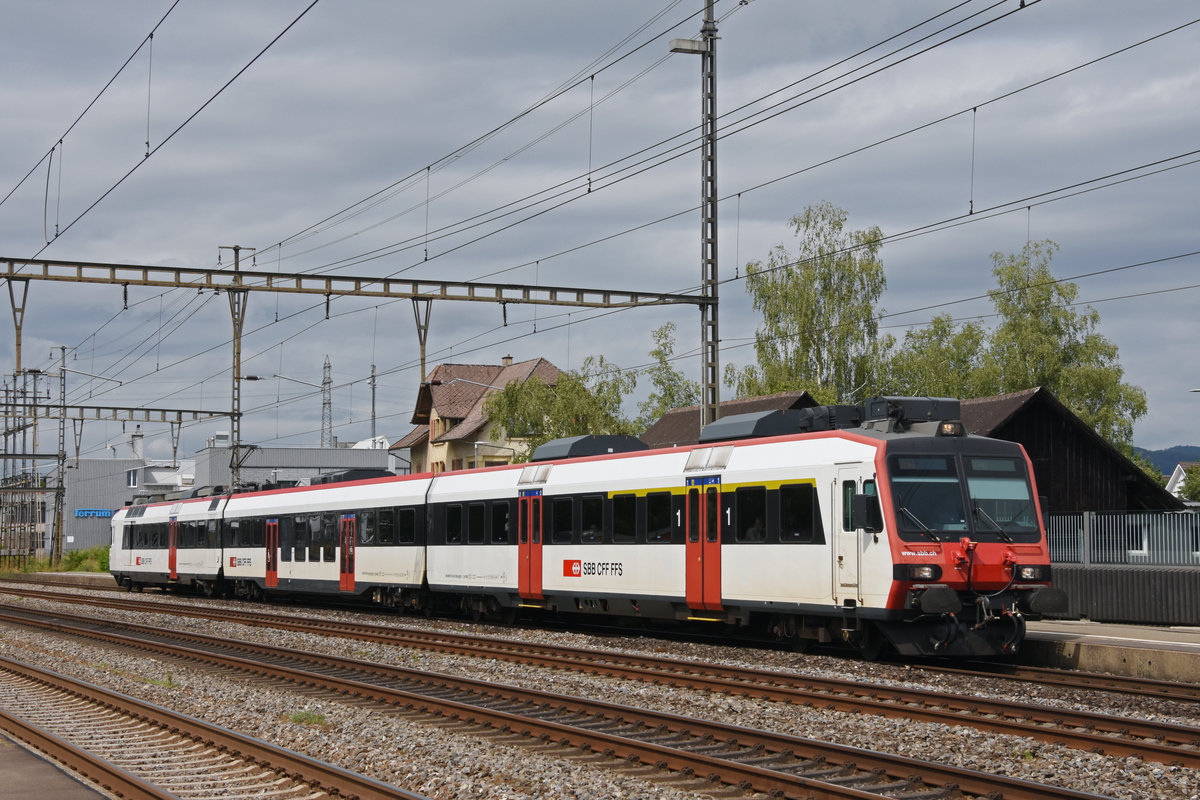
126 469 139 488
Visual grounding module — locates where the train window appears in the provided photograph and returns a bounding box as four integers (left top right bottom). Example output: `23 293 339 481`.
842 481 856 532
780 483 823 543
396 508 416 544
687 489 700 543
468 504 486 544
551 498 574 544
378 509 395 544
646 492 672 542
580 496 603 542
279 517 293 562
308 514 323 562
293 516 308 561
225 519 239 549
736 487 767 542
446 505 463 544
323 513 338 562
706 487 719 542
359 509 377 545
253 517 266 548
206 520 220 549
491 501 511 543
123 523 132 549
612 494 636 543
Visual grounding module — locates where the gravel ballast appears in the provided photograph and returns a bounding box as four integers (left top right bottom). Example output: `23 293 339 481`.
0 588 1197 800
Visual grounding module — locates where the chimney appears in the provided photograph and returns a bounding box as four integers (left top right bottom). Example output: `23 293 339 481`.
501 354 513 366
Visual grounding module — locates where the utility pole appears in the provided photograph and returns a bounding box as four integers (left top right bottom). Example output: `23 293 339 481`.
321 355 332 448
369 363 377 442
220 244 255 486
672 0 721 432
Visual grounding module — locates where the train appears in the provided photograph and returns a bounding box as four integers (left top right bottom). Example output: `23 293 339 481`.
110 396 1067 658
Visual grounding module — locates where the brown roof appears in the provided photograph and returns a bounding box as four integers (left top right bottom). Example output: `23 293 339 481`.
961 387 1181 511
640 391 819 448
390 425 428 451
959 387 1041 435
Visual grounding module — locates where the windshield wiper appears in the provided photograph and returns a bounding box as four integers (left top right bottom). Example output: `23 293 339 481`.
972 504 1013 543
899 506 940 543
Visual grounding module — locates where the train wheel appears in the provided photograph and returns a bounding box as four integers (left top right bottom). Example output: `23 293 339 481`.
856 624 886 661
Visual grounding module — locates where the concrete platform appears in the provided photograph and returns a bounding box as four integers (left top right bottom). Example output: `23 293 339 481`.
3 572 117 590
0 732 114 799
1024 619 1200 682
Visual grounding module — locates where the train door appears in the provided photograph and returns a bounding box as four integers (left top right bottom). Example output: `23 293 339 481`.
834 468 862 605
339 514 356 592
518 490 543 600
685 478 722 612
265 518 279 589
168 519 178 581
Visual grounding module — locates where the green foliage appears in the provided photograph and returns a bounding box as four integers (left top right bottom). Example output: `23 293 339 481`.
484 355 637 460
885 314 989 400
1182 463 1200 503
727 202 891 403
981 241 1146 445
143 671 178 688
884 240 1146 449
636 322 700 430
288 709 328 726
12 545 110 574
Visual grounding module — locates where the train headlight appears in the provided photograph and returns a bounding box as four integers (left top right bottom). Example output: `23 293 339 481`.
910 565 937 580
1017 565 1045 581
936 420 965 437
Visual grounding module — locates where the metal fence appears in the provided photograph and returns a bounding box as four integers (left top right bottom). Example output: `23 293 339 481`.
1047 511 1200 566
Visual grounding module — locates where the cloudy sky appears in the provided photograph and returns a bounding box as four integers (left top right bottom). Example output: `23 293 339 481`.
1 0 1196 464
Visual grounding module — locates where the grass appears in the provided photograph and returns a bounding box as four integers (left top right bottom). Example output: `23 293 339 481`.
1 545 110 575
143 671 179 688
288 709 328 726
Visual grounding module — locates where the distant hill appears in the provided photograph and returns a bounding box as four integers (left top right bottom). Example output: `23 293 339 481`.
1135 445 1200 476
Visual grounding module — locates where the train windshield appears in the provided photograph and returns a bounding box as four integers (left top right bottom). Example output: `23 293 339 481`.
889 454 1039 543
962 456 1039 540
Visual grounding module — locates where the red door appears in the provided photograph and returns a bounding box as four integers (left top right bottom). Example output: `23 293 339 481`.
518 492 543 600
339 514 356 592
265 519 279 588
168 519 178 580
685 481 722 611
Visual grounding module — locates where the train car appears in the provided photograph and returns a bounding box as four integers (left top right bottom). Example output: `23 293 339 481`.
218 474 431 606
110 494 227 595
110 396 1066 658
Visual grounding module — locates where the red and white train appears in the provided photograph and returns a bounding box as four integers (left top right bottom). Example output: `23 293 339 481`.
110 397 1066 657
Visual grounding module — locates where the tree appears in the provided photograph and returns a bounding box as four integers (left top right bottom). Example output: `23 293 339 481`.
884 239 1148 456
483 355 636 461
727 202 890 404
1181 463 1200 503
981 240 1147 447
635 322 700 430
885 314 989 399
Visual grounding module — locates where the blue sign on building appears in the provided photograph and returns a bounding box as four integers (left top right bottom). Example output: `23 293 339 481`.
75 508 113 518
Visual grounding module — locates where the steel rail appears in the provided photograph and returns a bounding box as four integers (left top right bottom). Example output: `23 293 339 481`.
0 653 427 800
0 705 181 800
0 605 1116 800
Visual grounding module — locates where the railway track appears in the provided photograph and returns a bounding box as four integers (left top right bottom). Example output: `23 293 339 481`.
0 602 1138 800
0 653 426 800
3 585 1198 769
6 582 1197 706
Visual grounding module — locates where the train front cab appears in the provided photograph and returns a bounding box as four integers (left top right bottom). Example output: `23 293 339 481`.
870 429 1067 657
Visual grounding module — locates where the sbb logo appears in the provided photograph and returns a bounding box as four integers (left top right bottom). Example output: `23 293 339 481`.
563 559 582 578
230 556 238 568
